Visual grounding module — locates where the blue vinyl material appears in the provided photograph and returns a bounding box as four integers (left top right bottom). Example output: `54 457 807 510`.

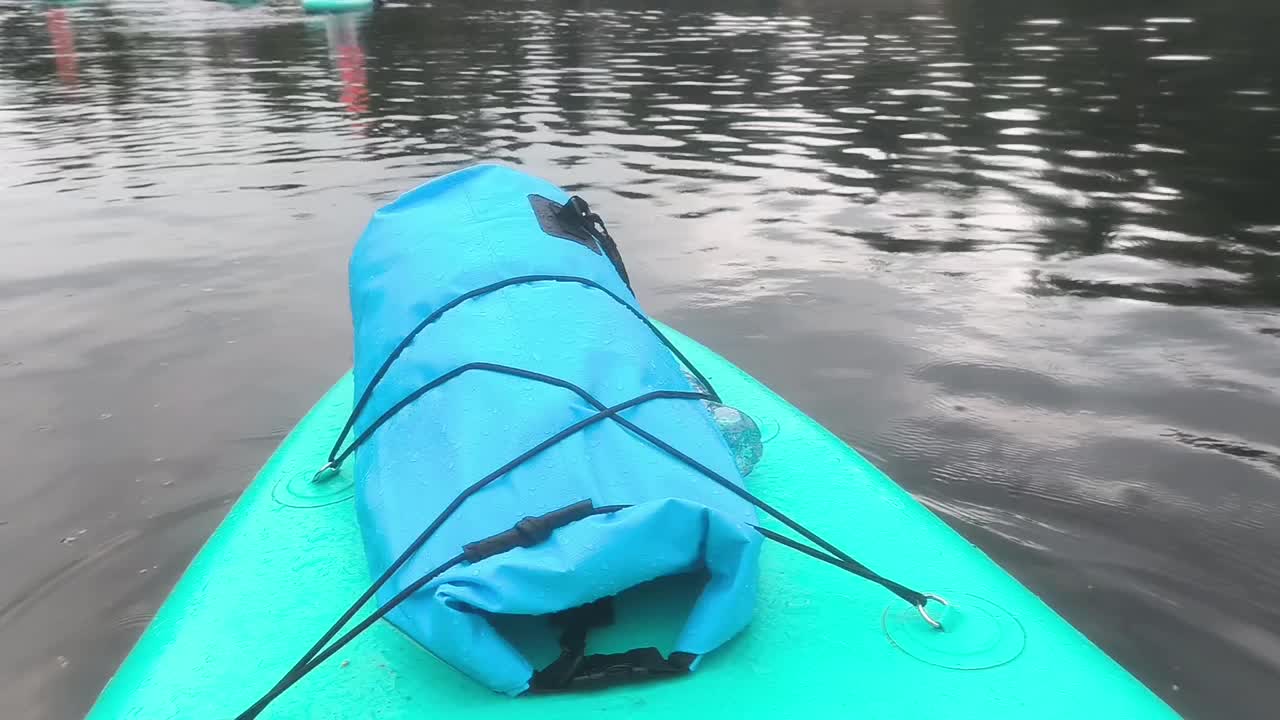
347 164 761 695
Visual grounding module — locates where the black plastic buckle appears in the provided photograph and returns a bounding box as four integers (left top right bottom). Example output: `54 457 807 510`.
462 500 596 563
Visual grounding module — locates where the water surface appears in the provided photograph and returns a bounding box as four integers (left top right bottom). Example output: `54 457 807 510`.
1 0 1278 718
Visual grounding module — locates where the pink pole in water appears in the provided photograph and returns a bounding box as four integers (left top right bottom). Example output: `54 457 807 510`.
45 9 79 87
326 15 368 117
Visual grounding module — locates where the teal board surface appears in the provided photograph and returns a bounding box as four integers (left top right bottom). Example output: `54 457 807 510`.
86 325 1180 719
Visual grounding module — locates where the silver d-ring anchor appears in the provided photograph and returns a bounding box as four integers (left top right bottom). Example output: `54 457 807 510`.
311 462 339 484
916 593 950 630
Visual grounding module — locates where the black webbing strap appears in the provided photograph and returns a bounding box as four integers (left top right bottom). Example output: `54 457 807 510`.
557 196 632 291
529 598 695 693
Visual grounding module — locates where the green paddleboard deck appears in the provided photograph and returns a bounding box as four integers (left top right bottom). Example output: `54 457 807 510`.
86 325 1180 719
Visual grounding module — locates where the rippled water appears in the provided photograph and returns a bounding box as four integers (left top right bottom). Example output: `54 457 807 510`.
1 1 1278 718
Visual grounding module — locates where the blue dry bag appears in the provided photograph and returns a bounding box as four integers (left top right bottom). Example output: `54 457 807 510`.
346 164 762 695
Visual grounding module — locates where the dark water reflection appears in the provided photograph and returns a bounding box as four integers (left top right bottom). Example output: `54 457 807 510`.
1 0 1278 718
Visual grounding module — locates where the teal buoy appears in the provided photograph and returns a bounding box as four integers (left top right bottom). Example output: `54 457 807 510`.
302 0 373 14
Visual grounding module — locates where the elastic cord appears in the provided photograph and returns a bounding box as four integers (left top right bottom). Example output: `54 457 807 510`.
330 274 720 466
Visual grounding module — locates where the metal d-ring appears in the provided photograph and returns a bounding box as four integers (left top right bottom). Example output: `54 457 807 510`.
916 593 950 630
311 461 339 484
